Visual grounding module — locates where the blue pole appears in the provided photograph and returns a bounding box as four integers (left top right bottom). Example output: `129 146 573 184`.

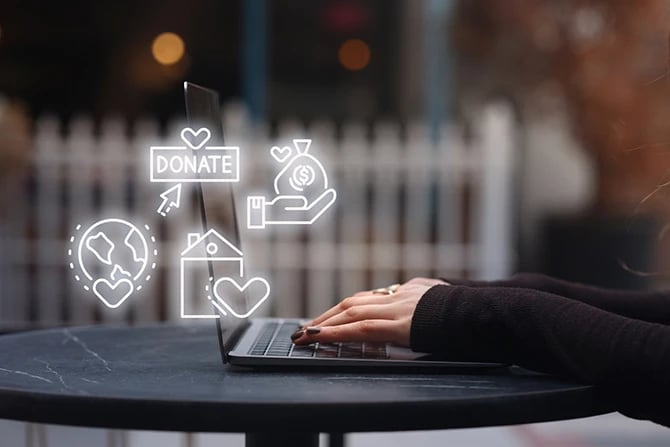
242 0 267 123
423 0 454 143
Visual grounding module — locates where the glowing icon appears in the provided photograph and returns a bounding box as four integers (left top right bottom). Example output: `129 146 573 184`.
247 139 337 229
289 164 316 192
270 145 293 163
206 277 271 319
150 127 239 183
68 218 157 309
156 183 182 216
150 127 240 217
180 229 270 319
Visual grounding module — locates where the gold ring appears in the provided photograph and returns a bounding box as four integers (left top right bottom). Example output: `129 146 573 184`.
372 283 401 295
387 283 400 294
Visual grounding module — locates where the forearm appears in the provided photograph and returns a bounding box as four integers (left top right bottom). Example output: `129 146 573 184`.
411 284 670 425
446 273 670 324
411 285 670 386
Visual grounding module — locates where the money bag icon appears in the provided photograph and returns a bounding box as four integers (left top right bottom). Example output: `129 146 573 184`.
247 138 337 229
273 139 329 202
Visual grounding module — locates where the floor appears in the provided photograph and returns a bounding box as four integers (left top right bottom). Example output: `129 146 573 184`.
2 413 669 446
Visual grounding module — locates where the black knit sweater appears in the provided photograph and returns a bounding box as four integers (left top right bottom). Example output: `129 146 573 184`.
409 273 670 426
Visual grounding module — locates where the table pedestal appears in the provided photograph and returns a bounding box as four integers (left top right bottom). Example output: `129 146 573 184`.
246 432 319 447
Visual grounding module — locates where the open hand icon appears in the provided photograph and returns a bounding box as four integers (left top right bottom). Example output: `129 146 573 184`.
247 189 337 229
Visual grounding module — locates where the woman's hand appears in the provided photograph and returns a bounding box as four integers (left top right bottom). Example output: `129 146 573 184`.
291 277 448 347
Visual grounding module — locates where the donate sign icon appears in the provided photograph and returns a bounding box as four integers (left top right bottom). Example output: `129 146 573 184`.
150 127 240 183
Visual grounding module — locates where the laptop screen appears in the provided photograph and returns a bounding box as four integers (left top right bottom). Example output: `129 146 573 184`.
183 81 247 364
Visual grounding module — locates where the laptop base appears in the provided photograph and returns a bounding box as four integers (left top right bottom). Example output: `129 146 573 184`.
228 318 508 371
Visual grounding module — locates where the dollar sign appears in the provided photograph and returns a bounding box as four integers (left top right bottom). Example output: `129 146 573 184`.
289 164 315 191
298 166 311 185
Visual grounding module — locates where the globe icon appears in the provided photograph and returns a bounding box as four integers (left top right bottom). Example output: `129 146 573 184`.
68 217 157 309
77 218 149 285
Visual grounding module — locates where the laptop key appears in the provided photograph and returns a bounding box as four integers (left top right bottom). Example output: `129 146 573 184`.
362 343 388 359
316 343 339 358
249 323 279 355
339 342 363 358
262 323 303 356
290 345 316 357
266 346 292 356
250 322 302 356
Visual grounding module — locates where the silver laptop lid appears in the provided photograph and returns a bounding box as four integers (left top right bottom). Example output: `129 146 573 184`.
183 81 248 364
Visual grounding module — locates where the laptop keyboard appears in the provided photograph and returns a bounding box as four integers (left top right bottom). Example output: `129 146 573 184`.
249 322 388 360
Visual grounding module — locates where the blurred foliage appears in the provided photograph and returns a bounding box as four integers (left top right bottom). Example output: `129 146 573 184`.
453 0 670 212
0 99 31 187
0 99 31 222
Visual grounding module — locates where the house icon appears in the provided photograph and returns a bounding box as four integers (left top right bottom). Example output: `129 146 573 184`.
180 229 244 318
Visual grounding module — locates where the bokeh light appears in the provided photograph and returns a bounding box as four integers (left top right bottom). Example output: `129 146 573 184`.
338 38 371 71
151 32 185 66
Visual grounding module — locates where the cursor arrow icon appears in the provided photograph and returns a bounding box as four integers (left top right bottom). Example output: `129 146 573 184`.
157 183 182 217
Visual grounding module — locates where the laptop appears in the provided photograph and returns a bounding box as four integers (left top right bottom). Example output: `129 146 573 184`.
184 81 505 370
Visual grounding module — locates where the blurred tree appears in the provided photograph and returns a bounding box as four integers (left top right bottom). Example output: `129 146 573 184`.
452 0 670 214
0 99 31 213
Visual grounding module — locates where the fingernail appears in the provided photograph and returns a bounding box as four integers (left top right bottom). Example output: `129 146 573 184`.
306 327 321 335
290 329 305 341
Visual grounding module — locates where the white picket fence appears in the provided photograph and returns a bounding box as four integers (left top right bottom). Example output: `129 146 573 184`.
0 102 516 327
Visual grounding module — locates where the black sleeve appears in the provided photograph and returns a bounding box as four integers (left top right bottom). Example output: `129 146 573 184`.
446 273 670 325
410 284 670 426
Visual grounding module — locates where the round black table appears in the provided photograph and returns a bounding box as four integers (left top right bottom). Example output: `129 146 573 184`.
0 324 613 447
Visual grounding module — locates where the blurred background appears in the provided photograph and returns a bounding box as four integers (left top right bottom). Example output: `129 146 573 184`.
2 0 670 445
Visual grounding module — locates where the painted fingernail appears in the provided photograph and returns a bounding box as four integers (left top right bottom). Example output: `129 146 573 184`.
306 327 321 335
291 329 305 341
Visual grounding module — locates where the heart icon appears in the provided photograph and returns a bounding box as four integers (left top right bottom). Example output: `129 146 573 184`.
213 277 270 318
270 145 293 163
92 278 134 309
180 127 211 150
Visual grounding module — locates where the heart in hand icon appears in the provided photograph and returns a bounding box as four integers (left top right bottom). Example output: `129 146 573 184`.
213 277 270 318
93 278 133 309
